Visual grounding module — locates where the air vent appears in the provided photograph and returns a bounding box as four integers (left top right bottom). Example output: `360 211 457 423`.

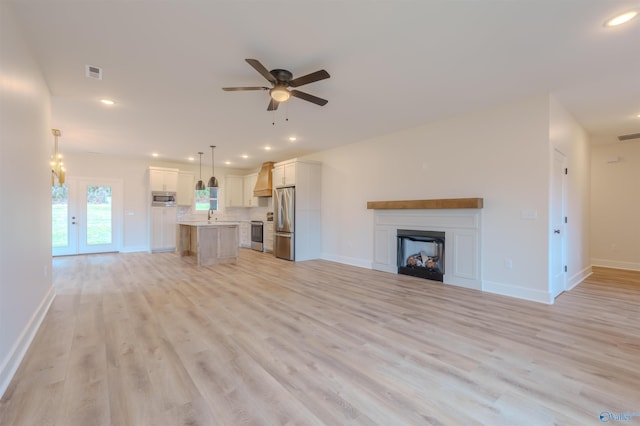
618 133 640 142
85 64 103 80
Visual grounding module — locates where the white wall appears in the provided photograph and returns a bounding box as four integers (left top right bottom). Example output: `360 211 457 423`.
309 95 555 301
0 2 55 397
549 95 592 287
591 141 640 270
62 152 262 252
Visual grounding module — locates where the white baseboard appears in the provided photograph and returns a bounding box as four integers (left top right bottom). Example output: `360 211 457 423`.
321 253 372 269
119 245 149 253
591 258 640 272
567 265 592 290
0 286 56 399
483 280 553 304
444 276 482 291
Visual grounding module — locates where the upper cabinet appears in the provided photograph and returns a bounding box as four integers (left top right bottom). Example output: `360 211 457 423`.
243 173 259 207
225 175 244 207
149 167 178 192
226 174 267 208
177 171 194 206
272 161 296 187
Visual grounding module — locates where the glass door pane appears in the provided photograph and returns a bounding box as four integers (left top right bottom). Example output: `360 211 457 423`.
52 184 68 248
52 182 78 256
86 186 112 245
78 182 118 254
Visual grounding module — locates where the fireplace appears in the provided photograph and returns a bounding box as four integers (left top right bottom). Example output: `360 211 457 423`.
397 229 445 282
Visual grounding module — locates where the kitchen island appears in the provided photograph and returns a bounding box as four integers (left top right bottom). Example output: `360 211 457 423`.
177 222 239 266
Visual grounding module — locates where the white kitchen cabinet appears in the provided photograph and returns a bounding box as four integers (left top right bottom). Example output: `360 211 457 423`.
149 167 178 192
263 221 274 253
239 221 251 248
272 161 296 187
150 206 177 252
243 173 259 207
225 175 244 207
177 171 194 206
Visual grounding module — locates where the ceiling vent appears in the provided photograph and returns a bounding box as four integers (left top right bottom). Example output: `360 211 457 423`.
85 64 103 80
617 133 640 142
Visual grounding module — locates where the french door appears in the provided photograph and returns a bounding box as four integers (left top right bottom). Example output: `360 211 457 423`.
52 177 122 256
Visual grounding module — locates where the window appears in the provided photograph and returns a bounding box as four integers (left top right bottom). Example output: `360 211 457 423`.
195 187 220 212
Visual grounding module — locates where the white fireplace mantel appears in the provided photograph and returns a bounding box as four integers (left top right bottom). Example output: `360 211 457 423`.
372 208 482 290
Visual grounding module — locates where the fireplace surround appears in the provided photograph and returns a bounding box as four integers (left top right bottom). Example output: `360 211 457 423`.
369 199 483 291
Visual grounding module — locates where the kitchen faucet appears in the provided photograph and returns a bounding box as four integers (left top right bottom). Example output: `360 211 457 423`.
207 209 213 221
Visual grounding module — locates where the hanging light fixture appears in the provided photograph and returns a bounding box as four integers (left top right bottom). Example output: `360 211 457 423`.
195 152 205 190
50 129 66 186
207 145 219 188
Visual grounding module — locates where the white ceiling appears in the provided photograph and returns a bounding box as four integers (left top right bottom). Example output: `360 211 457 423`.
10 0 640 170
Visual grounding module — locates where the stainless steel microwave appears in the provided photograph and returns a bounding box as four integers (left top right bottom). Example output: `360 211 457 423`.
151 191 176 206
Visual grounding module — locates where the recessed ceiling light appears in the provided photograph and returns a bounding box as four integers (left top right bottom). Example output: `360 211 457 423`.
187 156 195 161
152 153 159 157
604 11 638 27
224 161 231 165
288 136 297 142
100 99 115 105
264 146 272 151
636 113 640 118
241 154 248 159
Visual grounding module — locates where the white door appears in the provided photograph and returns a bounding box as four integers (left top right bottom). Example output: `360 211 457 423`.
52 177 122 256
550 150 567 299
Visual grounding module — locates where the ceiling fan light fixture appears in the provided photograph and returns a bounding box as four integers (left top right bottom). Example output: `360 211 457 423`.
270 86 290 102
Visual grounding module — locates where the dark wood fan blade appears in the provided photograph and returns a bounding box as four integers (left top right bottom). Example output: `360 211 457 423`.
222 87 269 91
267 99 280 111
246 59 276 84
288 70 330 87
290 90 328 106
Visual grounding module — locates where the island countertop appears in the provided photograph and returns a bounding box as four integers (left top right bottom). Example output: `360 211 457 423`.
177 221 240 227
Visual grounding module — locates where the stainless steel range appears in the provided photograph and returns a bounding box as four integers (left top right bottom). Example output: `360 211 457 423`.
250 221 263 251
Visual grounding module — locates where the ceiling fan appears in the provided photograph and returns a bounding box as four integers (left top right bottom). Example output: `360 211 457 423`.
222 58 330 111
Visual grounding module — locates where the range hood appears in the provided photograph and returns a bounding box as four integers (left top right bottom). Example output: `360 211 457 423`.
253 161 275 197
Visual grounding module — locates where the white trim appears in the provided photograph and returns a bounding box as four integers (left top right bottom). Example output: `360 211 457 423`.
591 258 640 272
567 265 592 290
321 253 372 269
119 246 149 253
0 286 56 398
483 280 553 304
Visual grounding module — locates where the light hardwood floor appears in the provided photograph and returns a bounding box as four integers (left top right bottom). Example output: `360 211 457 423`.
1 250 639 425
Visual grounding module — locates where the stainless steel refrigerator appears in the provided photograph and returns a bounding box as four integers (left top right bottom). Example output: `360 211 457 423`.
274 186 295 260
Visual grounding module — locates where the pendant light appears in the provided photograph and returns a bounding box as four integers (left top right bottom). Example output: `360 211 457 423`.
207 145 219 188
195 152 205 190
